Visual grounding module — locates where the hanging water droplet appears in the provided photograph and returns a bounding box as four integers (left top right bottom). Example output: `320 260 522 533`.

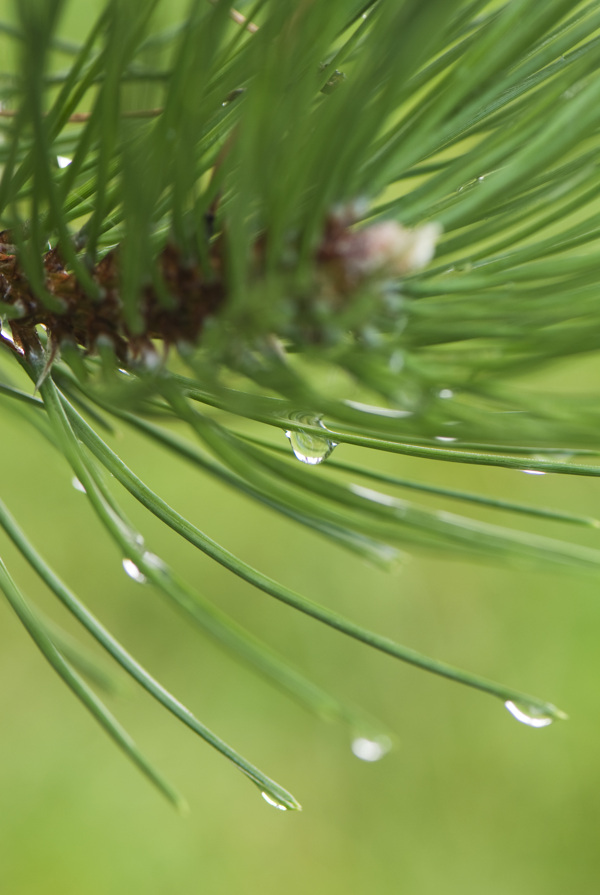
71 476 86 493
504 700 553 728
261 791 288 811
122 558 146 584
143 551 167 572
351 735 392 762
285 413 338 465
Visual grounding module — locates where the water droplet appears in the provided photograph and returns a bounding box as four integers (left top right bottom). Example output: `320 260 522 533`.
261 791 288 811
351 735 392 762
144 550 169 574
321 69 346 95
143 551 167 572
435 436 457 443
221 88 245 107
351 484 397 507
344 400 412 419
521 469 546 475
549 452 574 464
285 413 338 465
438 388 454 399
504 700 553 728
122 558 146 584
71 476 86 493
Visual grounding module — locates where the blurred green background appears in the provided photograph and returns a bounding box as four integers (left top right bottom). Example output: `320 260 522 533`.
2 2 600 894
3 360 600 895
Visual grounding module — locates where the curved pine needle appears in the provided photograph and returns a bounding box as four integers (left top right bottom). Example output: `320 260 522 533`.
3 367 393 736
0 556 186 811
56 387 567 722
236 434 600 529
35 368 301 810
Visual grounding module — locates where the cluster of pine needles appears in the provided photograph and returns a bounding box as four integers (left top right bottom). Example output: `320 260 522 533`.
1 0 600 810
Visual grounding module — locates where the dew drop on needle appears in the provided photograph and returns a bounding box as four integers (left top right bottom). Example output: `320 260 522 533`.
504 700 553 728
261 792 288 811
122 558 146 584
285 413 338 465
351 735 392 762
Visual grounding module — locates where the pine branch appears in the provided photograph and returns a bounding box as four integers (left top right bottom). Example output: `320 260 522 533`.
1 0 600 810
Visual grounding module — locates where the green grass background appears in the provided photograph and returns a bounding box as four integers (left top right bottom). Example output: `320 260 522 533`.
2 3 600 893
2 363 600 895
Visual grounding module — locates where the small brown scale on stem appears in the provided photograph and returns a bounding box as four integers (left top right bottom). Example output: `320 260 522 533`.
0 211 439 365
0 232 226 365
